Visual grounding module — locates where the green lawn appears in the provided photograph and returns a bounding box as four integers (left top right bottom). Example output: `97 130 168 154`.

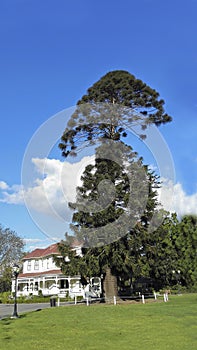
0 294 196 350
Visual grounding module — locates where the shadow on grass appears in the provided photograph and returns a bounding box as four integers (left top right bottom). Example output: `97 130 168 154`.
1 307 43 323
1 313 28 324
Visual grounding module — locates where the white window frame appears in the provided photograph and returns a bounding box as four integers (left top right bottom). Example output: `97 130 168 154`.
27 261 31 271
34 260 39 270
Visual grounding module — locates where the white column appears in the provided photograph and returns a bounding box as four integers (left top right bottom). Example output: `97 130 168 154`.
28 279 31 294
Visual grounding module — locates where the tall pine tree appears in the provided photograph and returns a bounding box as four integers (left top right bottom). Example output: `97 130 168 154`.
57 70 173 298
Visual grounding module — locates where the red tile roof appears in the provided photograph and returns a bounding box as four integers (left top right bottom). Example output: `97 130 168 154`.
23 240 83 260
23 243 60 260
18 269 62 278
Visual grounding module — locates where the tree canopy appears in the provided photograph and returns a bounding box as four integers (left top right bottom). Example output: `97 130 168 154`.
59 70 172 157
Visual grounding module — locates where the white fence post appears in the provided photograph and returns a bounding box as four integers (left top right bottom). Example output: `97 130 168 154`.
164 293 168 302
142 295 145 304
86 297 89 306
75 295 77 305
113 296 117 305
154 292 157 301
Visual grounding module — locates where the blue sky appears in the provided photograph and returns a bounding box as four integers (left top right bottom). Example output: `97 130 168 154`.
0 0 197 251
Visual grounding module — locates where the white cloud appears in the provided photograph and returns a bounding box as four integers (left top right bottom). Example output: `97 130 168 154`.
0 156 95 221
0 181 9 190
158 178 197 217
0 184 24 204
24 238 47 244
23 238 55 251
0 155 95 241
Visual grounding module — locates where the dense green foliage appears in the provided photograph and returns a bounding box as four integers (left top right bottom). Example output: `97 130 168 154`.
56 141 163 292
57 209 197 291
174 215 197 289
55 208 197 292
0 292 52 304
69 142 157 247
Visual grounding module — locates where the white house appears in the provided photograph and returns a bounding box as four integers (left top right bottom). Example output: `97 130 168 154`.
12 242 101 299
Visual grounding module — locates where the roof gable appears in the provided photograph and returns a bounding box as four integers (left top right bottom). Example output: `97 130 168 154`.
23 243 59 260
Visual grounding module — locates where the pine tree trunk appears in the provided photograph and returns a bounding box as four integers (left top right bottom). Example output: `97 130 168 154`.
103 267 118 302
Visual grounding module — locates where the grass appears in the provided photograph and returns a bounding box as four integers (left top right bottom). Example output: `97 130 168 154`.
0 294 197 350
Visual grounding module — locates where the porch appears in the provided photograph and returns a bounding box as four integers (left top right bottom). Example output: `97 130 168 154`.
13 273 85 298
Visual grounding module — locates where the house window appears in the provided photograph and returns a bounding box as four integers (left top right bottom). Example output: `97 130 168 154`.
60 279 69 289
34 260 39 270
47 258 50 269
27 261 31 271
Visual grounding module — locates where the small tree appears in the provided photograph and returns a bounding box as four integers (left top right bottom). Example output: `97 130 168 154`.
0 225 24 292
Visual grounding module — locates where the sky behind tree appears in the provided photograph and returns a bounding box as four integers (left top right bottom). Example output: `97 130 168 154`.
0 0 197 250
